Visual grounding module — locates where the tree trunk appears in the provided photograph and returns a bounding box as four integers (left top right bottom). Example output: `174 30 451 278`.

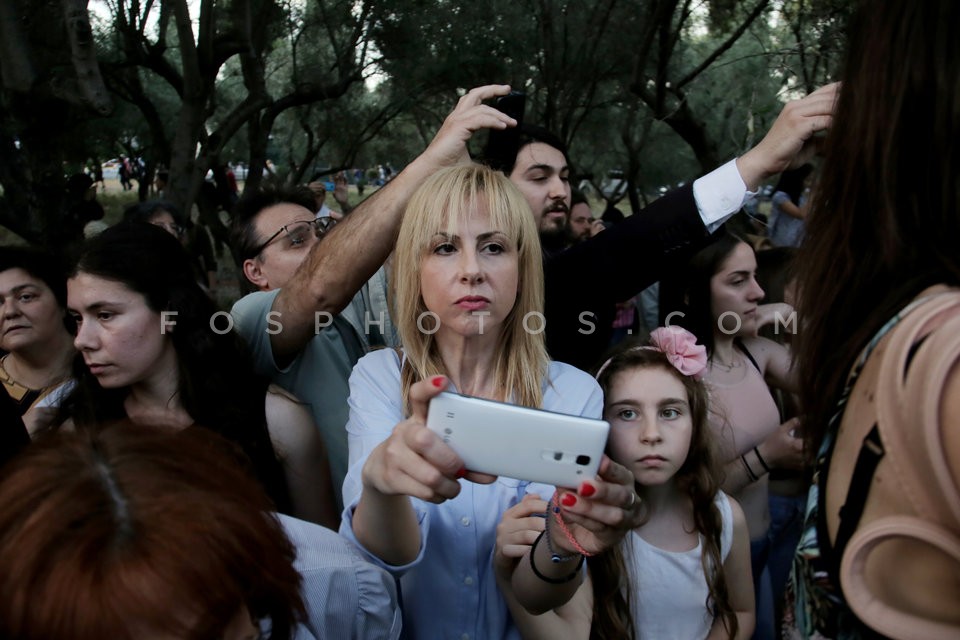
662 96 721 173
62 0 112 115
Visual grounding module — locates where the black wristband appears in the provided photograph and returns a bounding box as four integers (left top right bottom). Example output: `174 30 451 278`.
529 531 584 584
741 454 759 482
753 446 771 473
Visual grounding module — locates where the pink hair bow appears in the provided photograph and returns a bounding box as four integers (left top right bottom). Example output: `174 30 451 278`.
649 326 708 379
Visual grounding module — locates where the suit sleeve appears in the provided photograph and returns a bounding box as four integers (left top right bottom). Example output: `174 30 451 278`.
544 185 714 369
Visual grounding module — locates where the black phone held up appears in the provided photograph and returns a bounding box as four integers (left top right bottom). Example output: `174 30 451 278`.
483 91 525 172
495 91 525 122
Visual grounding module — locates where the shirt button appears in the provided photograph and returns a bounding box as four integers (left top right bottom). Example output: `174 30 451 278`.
464 576 474 586
460 516 471 526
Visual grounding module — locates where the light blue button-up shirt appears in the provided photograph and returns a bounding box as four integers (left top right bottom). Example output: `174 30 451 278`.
340 349 603 640
275 514 401 639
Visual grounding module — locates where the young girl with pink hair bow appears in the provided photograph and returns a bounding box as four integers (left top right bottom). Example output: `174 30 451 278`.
495 327 755 639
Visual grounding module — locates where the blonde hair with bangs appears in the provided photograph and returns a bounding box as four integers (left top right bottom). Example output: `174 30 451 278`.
391 163 549 412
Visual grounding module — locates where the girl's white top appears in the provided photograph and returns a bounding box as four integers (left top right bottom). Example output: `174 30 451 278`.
625 491 734 640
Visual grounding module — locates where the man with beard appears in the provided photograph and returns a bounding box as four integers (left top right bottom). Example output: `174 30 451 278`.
489 87 836 370
500 126 571 257
566 189 600 246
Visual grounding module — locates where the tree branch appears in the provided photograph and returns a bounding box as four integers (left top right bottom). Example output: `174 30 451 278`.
676 0 770 90
0 0 38 91
631 0 679 96
172 0 202 98
61 0 113 115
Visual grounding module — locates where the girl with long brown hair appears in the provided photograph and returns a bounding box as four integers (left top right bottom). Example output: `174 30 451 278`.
496 327 755 639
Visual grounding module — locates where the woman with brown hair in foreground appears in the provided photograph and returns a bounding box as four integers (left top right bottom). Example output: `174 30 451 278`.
0 424 400 639
790 1 960 637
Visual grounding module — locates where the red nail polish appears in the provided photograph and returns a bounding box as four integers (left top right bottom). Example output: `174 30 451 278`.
561 493 577 507
431 376 445 388
579 482 596 497
455 467 467 479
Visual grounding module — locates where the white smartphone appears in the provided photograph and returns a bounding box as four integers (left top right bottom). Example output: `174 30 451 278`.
426 391 610 488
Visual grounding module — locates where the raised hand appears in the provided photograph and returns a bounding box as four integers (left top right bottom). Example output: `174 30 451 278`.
758 416 805 471
737 82 839 190
332 171 350 208
755 302 795 334
418 85 517 170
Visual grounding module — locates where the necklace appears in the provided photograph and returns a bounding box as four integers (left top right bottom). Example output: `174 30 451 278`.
0 355 36 402
0 354 68 395
710 354 743 372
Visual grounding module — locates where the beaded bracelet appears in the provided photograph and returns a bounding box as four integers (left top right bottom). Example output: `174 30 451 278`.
549 491 595 558
543 506 579 563
529 531 585 584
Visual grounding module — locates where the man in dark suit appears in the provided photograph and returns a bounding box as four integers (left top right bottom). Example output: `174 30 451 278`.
488 85 837 370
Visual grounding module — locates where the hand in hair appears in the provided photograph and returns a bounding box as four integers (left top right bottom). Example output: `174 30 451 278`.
418 85 517 170
737 82 839 190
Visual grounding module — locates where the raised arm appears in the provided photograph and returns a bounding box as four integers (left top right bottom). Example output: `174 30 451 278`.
742 333 798 393
736 82 838 191
268 85 518 363
543 84 839 368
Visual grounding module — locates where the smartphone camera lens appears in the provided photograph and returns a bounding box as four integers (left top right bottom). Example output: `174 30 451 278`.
575 455 591 466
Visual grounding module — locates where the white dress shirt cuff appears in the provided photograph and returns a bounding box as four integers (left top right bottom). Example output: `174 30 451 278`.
692 158 757 234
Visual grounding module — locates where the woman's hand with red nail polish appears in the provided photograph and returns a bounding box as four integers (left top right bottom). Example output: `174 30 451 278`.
361 376 493 505
548 455 642 556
